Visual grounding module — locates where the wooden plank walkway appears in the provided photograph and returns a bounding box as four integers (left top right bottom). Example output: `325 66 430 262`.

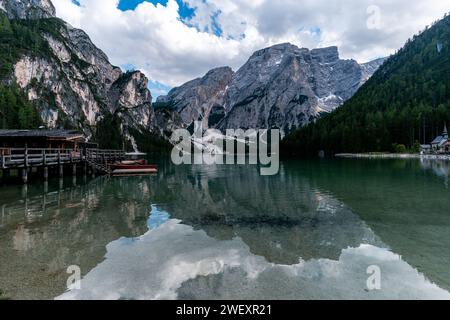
1 148 82 169
85 149 126 174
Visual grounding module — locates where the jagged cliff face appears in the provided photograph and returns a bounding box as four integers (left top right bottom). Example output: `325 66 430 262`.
360 57 386 82
0 0 55 19
159 43 385 135
1 0 166 148
157 67 234 128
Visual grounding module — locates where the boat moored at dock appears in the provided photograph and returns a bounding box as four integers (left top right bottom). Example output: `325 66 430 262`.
110 152 158 176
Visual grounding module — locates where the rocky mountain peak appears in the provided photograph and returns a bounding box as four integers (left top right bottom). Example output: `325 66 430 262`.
159 42 386 135
0 0 56 19
250 42 298 57
311 46 340 63
157 66 234 127
204 66 234 79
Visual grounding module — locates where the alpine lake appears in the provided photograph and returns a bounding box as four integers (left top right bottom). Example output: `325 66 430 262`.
1 157 450 300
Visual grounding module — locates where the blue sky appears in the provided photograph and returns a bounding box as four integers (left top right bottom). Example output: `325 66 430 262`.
73 0 193 16
118 1 222 37
118 0 195 19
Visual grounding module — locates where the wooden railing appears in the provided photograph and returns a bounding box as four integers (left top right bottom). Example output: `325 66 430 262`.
85 149 126 173
0 147 126 176
1 148 82 169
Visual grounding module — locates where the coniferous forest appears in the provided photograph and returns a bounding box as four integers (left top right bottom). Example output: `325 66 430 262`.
0 11 58 129
282 14 450 157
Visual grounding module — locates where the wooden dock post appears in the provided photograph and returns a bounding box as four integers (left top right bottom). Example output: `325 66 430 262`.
21 168 28 184
22 144 29 184
43 166 49 181
24 144 28 168
21 184 28 198
42 149 47 166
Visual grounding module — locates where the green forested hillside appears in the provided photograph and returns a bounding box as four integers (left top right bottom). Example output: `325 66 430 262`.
0 11 60 129
0 84 42 129
282 13 450 156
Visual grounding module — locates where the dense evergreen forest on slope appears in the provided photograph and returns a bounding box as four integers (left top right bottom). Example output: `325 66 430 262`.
0 11 50 129
0 84 42 129
282 13 450 156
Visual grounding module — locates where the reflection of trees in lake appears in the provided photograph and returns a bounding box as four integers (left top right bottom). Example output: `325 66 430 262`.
287 159 450 292
420 159 450 186
0 177 151 300
150 160 450 292
149 163 383 265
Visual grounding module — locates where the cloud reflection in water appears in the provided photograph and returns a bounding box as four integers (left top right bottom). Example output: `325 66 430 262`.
58 202 450 300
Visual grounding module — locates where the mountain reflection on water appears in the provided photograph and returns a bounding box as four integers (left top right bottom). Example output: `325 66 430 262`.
0 177 151 300
1 158 450 300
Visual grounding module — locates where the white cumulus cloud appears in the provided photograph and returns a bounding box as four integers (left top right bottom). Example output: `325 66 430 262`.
51 0 450 97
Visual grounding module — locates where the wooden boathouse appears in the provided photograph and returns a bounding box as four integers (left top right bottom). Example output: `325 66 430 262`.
0 129 127 183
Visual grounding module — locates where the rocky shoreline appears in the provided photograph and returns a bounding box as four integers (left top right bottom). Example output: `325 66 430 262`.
335 153 450 160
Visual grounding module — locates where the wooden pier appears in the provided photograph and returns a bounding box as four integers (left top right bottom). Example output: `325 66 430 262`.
1 147 126 183
0 129 156 184
85 149 126 174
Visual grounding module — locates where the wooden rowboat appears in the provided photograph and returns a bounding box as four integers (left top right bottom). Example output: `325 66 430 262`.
111 167 158 176
110 152 158 176
111 164 157 170
118 159 146 165
111 165 158 176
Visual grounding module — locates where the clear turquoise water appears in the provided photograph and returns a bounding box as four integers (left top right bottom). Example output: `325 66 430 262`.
1 158 450 300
